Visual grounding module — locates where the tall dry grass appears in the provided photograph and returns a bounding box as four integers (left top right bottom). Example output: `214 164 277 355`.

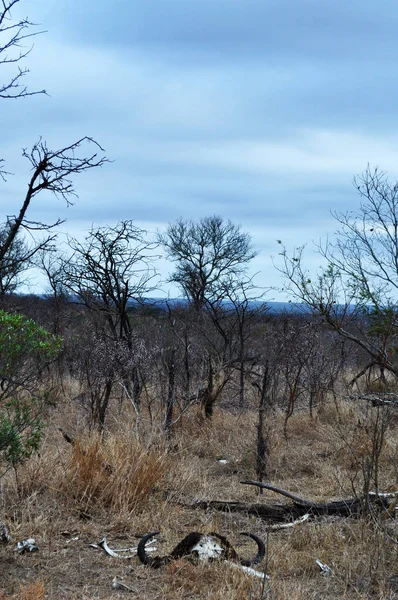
56 433 169 518
3 386 398 599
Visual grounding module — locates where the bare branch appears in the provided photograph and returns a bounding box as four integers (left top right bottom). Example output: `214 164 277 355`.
0 1 46 99
0 137 108 267
0 138 108 294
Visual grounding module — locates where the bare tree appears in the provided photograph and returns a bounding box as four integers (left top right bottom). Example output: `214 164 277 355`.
1 138 108 282
63 221 158 341
220 278 268 409
159 216 256 311
250 320 284 486
276 166 398 385
49 221 158 428
158 216 258 418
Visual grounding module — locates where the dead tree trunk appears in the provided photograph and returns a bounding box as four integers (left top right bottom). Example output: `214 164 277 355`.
200 358 227 419
189 481 391 522
164 348 176 438
255 365 269 490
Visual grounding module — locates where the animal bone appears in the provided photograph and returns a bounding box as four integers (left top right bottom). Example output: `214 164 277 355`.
227 561 269 580
266 513 310 530
137 531 265 570
96 536 157 558
112 576 133 591
15 538 38 553
316 559 332 576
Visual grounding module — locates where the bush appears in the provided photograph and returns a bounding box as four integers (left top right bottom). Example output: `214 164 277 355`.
0 310 61 471
0 310 61 389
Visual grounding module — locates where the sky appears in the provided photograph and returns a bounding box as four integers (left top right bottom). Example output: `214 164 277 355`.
3 0 398 299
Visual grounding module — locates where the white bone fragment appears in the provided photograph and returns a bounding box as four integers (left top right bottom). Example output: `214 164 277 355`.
99 537 132 558
15 538 39 553
316 559 332 576
227 561 269 580
112 576 133 591
267 513 310 530
369 491 398 498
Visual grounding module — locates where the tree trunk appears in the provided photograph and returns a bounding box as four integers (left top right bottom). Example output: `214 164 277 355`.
256 364 269 489
97 378 113 432
164 348 176 437
239 336 245 409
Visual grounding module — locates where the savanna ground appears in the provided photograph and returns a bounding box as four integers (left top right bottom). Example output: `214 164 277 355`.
2 383 398 600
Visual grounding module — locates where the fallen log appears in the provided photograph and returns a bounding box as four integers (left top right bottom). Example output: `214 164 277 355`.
192 499 305 522
241 481 392 516
191 481 391 522
241 480 376 516
356 393 398 408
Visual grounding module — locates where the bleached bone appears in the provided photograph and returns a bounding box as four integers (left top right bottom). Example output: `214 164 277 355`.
227 561 269 580
112 542 157 553
97 536 157 558
112 576 133 591
266 513 310 530
15 538 38 553
368 491 398 498
316 559 332 576
99 537 130 558
137 531 265 569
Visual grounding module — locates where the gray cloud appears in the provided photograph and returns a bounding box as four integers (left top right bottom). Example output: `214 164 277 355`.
37 0 398 62
2 0 398 296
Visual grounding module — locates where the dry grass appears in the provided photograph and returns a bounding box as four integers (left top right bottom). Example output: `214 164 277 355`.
16 580 46 600
2 389 398 598
60 435 169 518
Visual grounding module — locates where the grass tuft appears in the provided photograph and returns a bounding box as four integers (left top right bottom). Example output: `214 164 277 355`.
17 580 45 600
60 433 169 517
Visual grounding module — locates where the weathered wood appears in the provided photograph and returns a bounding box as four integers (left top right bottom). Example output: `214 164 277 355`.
193 499 304 521
190 481 390 522
193 498 364 520
356 393 398 408
241 481 314 506
241 480 390 516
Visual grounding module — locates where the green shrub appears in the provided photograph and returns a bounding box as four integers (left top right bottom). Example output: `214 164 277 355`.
0 310 62 471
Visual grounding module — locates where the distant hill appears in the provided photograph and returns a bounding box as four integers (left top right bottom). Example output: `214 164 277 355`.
19 293 308 314
143 298 308 313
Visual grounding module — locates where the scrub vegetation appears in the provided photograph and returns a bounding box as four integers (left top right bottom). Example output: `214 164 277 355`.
3 1 398 598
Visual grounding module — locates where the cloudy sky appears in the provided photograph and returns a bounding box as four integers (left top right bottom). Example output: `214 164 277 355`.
3 0 398 298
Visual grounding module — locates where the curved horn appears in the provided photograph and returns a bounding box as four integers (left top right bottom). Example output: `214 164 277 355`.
239 532 266 566
137 532 160 566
